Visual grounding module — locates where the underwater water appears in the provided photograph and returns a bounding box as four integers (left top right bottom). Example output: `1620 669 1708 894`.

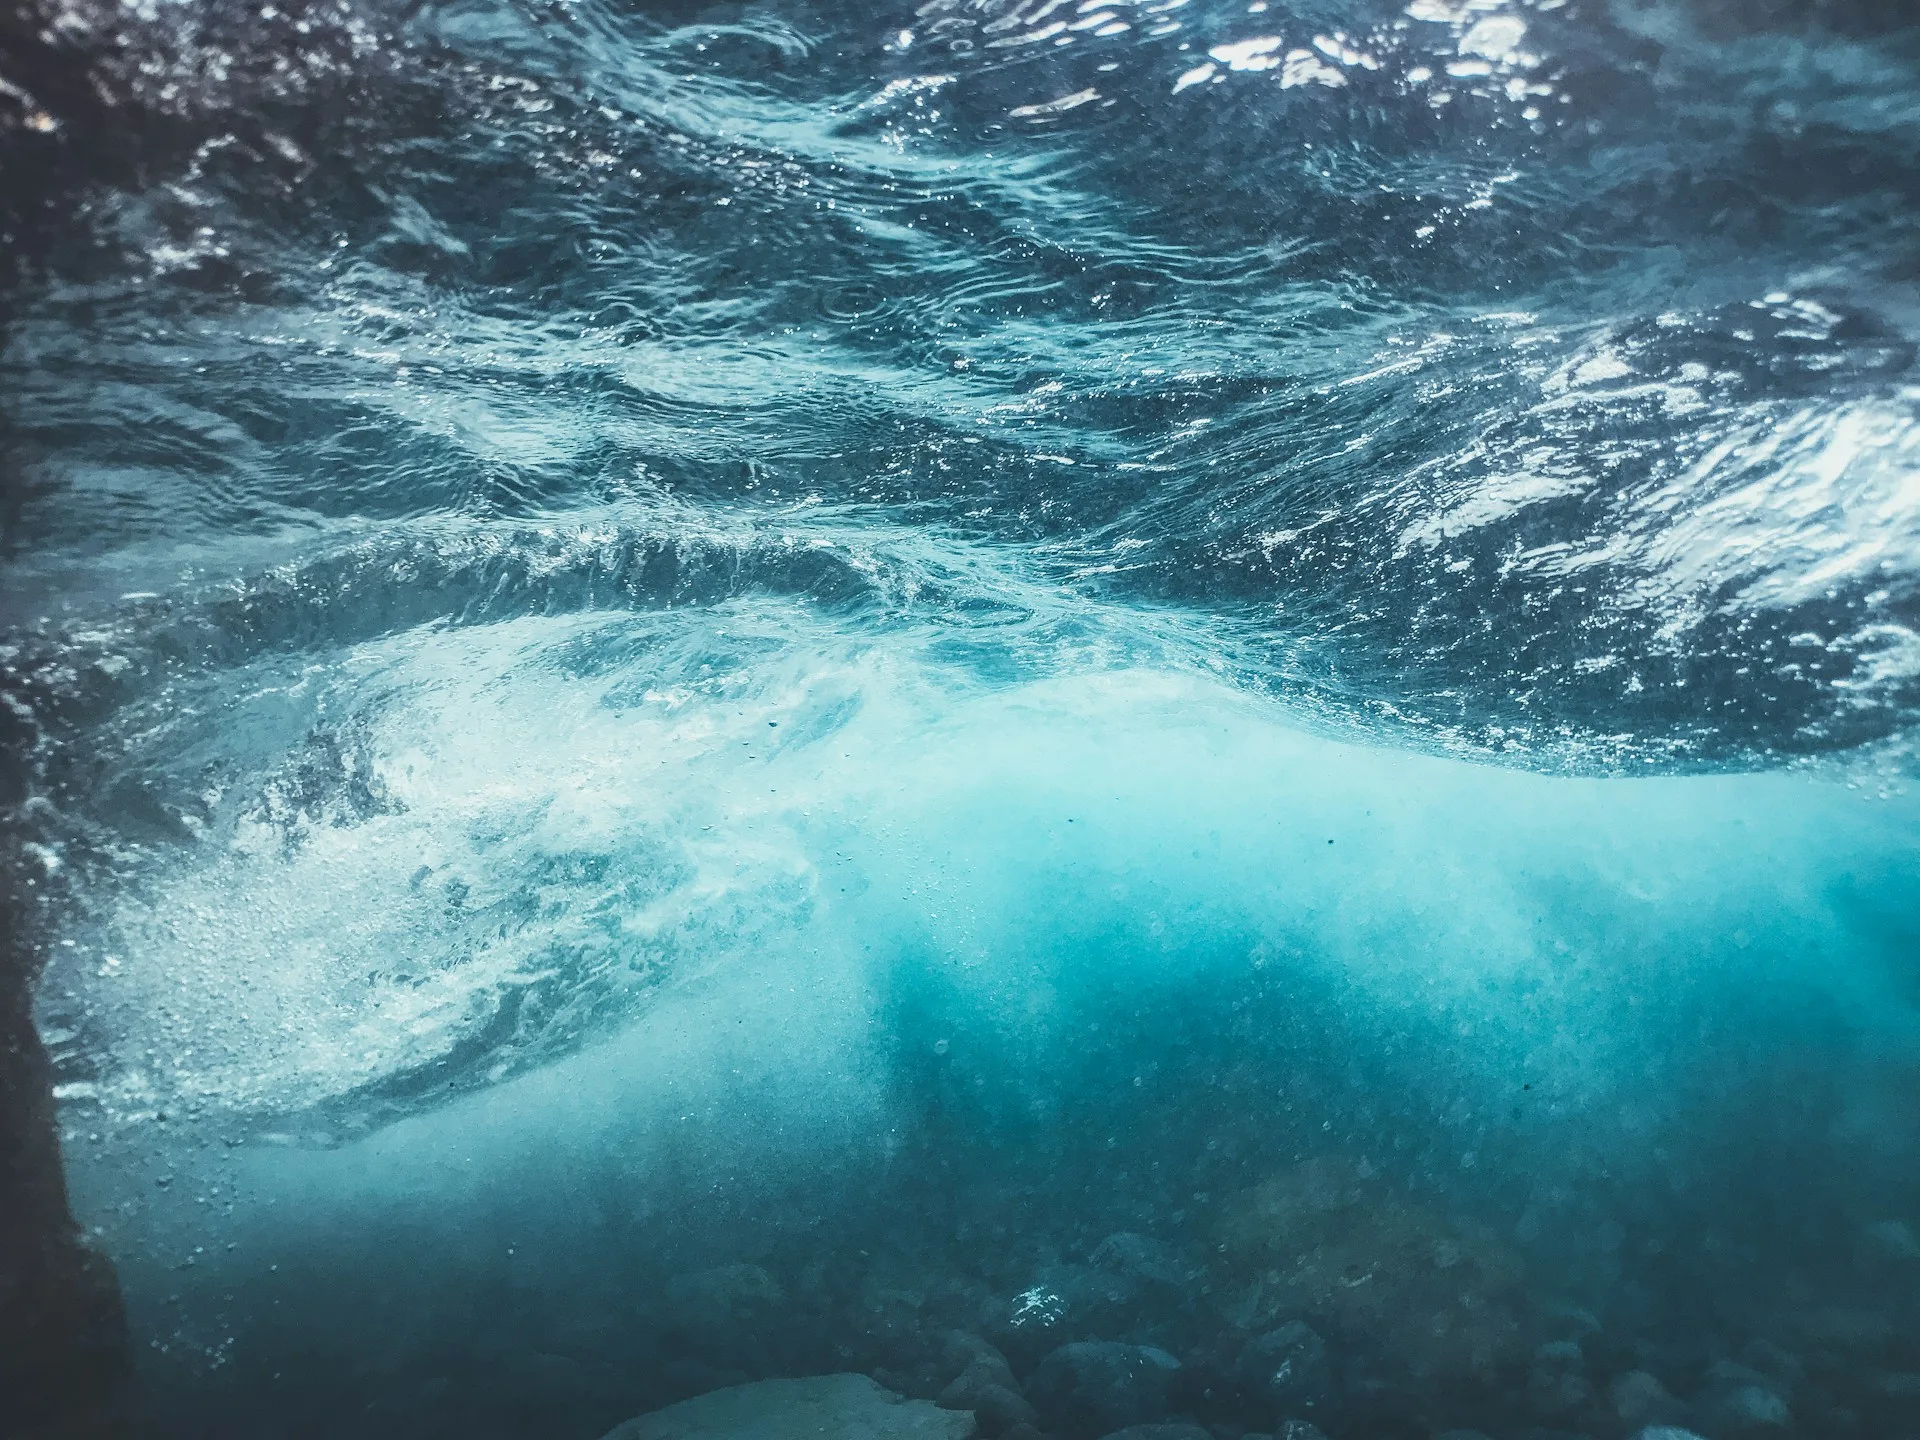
2 0 1920 1437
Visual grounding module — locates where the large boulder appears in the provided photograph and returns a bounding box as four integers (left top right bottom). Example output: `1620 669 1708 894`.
1611 1370 1688 1430
1089 1234 1192 1289
599 1374 978 1440
991 1238 1198 1366
1524 1339 1593 1419
1694 1362 1791 1435
1027 1341 1185 1438
1236 1321 1335 1416
938 1350 1038 1437
990 1265 1154 1364
1211 1157 1528 1382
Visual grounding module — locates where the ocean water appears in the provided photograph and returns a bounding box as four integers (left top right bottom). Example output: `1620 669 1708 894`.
2 1 1919 1437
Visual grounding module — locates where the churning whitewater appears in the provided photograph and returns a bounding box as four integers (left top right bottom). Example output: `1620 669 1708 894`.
1 1 1918 1439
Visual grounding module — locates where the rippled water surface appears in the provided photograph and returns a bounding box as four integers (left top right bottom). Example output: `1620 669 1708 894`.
3 1 1919 1437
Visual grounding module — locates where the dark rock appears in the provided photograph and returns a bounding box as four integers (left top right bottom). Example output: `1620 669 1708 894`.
1610 1370 1687 1430
1329 1349 1396 1427
1697 1361 1791 1434
1737 1339 1805 1391
1235 1323 1334 1415
1702 1359 1779 1392
1432 1431 1494 1440
1094 1427 1212 1440
940 1358 1040 1437
1789 1386 1861 1436
990 1275 1077 1369
855 1266 986 1376
0 894 133 1439
1700 1384 1791 1433
1539 1305 1602 1341
993 1242 1197 1368
993 1264 1162 1359
1028 1341 1184 1439
1526 1340 1592 1418
941 1332 1021 1391
1211 1157 1527 1383
1527 1371 1594 1418
1859 1219 1920 1263
1782 1304 1893 1351
1090 1234 1191 1289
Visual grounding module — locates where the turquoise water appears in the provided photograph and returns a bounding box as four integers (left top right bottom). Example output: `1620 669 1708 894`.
3 1 1919 1436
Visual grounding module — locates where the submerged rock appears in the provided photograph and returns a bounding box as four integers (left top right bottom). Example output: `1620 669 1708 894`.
1090 1234 1193 1289
1609 1370 1687 1430
988 1239 1196 1368
1736 1339 1804 1391
1525 1340 1592 1418
1028 1341 1185 1438
598 1374 978 1440
940 1332 1020 1387
1698 1383 1791 1434
992 1263 1168 1361
1212 1157 1527 1382
853 1262 994 1376
938 1355 1038 1436
991 1277 1077 1368
1696 1361 1791 1433
1235 1321 1334 1414
1859 1219 1920 1263
1094 1427 1211 1440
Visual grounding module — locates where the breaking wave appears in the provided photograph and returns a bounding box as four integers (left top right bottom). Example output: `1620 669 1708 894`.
4 1 1920 1436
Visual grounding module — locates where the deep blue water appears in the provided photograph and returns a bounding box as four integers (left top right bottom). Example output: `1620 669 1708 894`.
3 1 1920 1437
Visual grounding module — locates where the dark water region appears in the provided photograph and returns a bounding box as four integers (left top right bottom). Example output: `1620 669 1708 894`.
2 0 1920 1438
